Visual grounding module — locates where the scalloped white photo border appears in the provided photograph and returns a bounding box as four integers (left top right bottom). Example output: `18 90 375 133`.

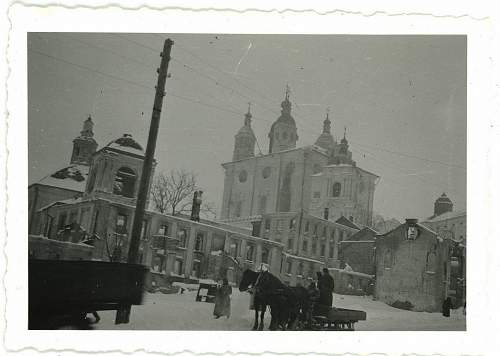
4 2 499 355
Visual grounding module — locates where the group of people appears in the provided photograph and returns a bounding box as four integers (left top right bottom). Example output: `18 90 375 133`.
212 268 336 321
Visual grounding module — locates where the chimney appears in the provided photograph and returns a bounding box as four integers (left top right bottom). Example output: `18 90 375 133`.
405 218 418 225
190 190 203 222
323 208 329 220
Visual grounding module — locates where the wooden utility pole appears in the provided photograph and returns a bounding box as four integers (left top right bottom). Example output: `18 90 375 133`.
128 39 173 264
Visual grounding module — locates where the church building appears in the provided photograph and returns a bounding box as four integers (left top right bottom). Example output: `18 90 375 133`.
220 88 378 227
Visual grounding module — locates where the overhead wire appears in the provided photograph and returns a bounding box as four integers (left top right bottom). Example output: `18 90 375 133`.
32 34 465 175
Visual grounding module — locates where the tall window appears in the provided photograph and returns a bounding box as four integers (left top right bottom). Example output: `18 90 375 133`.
158 224 169 236
140 219 148 240
174 258 184 275
192 260 202 278
246 244 255 261
235 201 242 217
113 166 137 198
258 196 267 215
302 240 308 252
229 241 238 258
297 262 303 276
177 228 188 248
287 239 294 250
304 221 310 233
289 218 296 230
57 212 67 231
151 255 166 273
115 213 128 235
264 218 271 231
320 244 326 257
332 182 341 197
261 247 270 264
195 232 204 251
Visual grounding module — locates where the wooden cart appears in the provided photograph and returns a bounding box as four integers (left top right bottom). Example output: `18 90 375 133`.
29 259 148 329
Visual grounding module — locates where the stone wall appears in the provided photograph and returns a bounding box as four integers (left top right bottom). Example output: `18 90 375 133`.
374 223 451 312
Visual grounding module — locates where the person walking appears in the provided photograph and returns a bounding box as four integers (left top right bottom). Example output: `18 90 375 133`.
305 281 320 329
442 297 453 317
318 268 334 307
213 278 232 319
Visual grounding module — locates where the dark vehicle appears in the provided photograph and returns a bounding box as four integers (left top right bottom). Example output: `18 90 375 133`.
29 259 148 329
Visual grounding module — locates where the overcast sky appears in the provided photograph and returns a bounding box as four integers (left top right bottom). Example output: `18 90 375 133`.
28 33 466 221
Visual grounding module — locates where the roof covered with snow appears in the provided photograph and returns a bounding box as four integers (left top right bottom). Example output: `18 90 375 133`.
34 164 89 192
425 210 466 223
104 134 145 157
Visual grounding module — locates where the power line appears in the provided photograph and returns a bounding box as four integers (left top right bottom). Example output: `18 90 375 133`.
33 34 465 173
29 47 154 91
351 139 466 170
28 47 246 118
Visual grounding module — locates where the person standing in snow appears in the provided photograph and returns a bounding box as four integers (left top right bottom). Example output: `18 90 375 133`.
213 278 232 319
442 297 453 317
318 268 334 307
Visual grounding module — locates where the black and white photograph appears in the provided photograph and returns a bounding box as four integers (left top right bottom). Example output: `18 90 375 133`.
27 33 466 331
3 2 500 356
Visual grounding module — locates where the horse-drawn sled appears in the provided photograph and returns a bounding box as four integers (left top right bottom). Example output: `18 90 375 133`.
239 268 367 331
29 259 148 329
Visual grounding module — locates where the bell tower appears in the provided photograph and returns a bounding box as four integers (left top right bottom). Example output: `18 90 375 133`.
314 108 335 153
71 116 98 165
268 85 298 153
232 104 256 161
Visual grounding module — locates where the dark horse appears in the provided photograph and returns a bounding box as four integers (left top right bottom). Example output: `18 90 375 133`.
239 269 309 330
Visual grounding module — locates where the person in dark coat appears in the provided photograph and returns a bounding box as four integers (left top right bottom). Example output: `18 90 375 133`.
442 297 453 317
318 268 334 307
305 281 320 329
213 278 232 319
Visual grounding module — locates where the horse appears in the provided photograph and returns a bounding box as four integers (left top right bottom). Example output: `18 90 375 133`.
239 269 276 330
255 271 309 330
239 269 309 330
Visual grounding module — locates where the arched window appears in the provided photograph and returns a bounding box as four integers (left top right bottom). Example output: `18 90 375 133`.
332 182 341 197
113 167 136 198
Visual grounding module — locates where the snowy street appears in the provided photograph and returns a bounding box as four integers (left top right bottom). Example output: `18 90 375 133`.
94 288 466 331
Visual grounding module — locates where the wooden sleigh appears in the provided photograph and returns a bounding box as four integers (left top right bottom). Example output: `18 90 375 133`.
309 304 367 331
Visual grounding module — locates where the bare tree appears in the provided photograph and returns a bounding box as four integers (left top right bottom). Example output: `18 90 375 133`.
150 169 217 219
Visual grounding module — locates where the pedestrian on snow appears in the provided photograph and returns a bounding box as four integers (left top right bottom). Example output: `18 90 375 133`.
213 278 232 319
305 281 320 329
318 268 335 307
442 297 453 317
315 272 322 288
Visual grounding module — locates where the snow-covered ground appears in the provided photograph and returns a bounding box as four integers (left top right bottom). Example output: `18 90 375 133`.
94 289 466 331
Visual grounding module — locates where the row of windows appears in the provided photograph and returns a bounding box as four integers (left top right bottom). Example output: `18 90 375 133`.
237 166 275 183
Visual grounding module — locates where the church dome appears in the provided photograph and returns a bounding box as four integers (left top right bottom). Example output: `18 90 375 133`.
435 193 452 204
433 193 453 217
106 134 144 156
315 111 335 152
